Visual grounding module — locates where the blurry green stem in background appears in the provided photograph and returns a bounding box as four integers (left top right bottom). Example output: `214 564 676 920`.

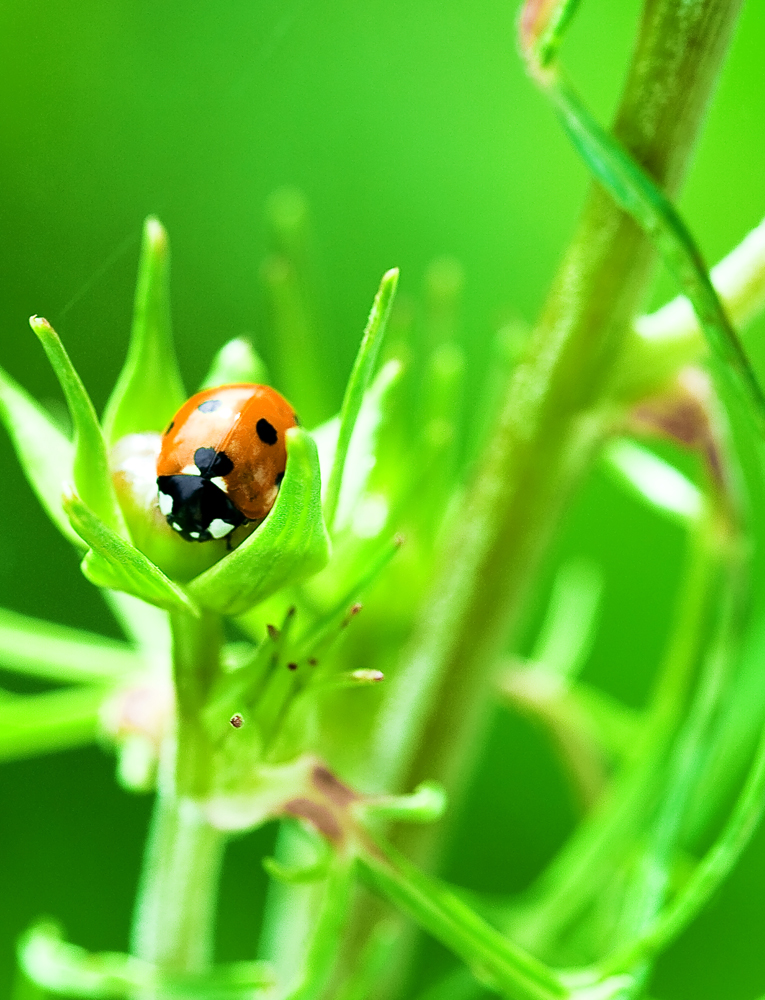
600 700 765 974
509 490 737 960
371 0 745 839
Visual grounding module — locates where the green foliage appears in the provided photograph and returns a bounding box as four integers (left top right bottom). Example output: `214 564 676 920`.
102 216 186 444
3 4 765 1000
189 427 330 616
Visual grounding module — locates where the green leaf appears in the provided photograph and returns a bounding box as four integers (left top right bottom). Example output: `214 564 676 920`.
0 687 106 762
602 438 702 525
29 316 127 535
190 427 330 616
323 269 399 530
19 922 276 999
0 606 141 684
64 492 198 616
530 558 602 680
283 861 354 1000
546 75 765 437
201 336 269 389
357 836 567 1000
599 710 765 976
0 365 81 547
312 359 402 536
102 216 186 443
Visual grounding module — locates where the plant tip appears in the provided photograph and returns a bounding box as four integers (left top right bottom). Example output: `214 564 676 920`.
144 216 167 248
229 713 244 729
351 668 384 683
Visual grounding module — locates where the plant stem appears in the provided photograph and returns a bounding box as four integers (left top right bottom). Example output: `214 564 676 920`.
130 608 227 989
604 713 765 975
507 500 730 959
130 790 226 975
357 836 568 1000
373 0 745 844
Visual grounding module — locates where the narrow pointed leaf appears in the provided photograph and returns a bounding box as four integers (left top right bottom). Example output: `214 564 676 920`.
324 269 399 529
30 316 126 534
64 493 198 616
102 216 185 443
311 359 402 502
0 687 106 762
0 606 141 683
201 336 269 389
0 365 81 547
546 75 765 436
357 836 567 1000
190 427 330 616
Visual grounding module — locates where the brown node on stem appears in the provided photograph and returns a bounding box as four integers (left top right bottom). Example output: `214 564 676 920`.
229 713 244 729
628 366 727 489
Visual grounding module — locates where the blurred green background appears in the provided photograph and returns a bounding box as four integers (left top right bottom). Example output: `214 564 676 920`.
1 1 764 997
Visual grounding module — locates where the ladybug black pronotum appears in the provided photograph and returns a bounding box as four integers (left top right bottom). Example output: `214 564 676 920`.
156 384 298 542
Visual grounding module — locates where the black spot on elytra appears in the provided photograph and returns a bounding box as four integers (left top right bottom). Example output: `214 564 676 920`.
164 420 174 435
198 398 222 413
257 418 277 445
193 447 234 478
275 471 284 487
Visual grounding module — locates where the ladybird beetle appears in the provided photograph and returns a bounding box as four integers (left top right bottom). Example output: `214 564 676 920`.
156 384 298 542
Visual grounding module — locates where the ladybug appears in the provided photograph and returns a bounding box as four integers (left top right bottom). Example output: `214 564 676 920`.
156 383 298 543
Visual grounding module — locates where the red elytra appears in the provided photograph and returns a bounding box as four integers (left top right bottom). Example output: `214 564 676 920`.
156 383 298 524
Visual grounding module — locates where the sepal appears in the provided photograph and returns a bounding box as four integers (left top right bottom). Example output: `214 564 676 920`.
64 491 199 616
190 427 329 616
102 216 186 443
30 316 127 535
0 365 81 547
201 336 269 389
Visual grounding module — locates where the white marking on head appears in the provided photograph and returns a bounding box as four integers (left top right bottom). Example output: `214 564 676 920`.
208 518 234 539
171 521 183 532
158 491 174 516
189 531 200 539
210 476 229 493
181 463 201 475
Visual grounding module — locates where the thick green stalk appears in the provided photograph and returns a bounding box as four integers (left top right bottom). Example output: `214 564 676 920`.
130 791 226 977
374 0 745 836
130 609 227 988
